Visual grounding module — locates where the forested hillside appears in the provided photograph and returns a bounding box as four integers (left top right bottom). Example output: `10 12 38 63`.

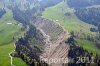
67 0 100 31
75 7 100 31
67 0 100 8
39 0 62 8
0 8 6 18
0 0 100 66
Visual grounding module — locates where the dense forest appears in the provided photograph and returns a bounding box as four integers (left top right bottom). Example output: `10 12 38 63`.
15 24 47 65
12 4 42 26
0 8 6 18
67 33 100 66
67 0 100 8
39 0 62 8
75 7 100 31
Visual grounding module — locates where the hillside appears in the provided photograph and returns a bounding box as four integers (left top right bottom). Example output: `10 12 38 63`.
15 17 70 66
43 1 96 33
0 0 100 66
0 0 71 66
43 1 100 55
0 0 41 66
0 8 27 66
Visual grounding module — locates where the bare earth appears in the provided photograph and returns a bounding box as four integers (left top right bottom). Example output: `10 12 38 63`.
33 18 70 66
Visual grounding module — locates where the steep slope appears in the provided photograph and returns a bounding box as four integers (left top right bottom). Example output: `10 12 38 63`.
33 18 70 66
15 17 70 66
3 1 71 65
1 0 100 66
0 0 28 66
43 1 100 55
0 8 27 66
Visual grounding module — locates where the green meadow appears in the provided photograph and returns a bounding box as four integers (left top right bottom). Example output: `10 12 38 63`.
0 43 27 66
43 1 96 33
0 9 27 66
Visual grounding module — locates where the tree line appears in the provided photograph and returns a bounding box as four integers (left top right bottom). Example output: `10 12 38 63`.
66 33 100 66
0 8 6 18
75 7 100 31
67 0 100 8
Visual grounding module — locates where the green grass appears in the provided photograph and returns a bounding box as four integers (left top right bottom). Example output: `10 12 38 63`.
13 57 27 66
0 43 27 66
75 39 100 55
0 43 13 66
0 9 27 66
43 1 100 55
43 1 96 34
0 9 20 45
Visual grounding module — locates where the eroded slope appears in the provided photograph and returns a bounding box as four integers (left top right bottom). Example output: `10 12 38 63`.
15 18 70 66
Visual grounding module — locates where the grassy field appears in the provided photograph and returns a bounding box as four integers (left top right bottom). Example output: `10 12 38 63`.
75 39 100 55
0 9 27 66
43 1 100 54
0 43 27 66
0 9 20 45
